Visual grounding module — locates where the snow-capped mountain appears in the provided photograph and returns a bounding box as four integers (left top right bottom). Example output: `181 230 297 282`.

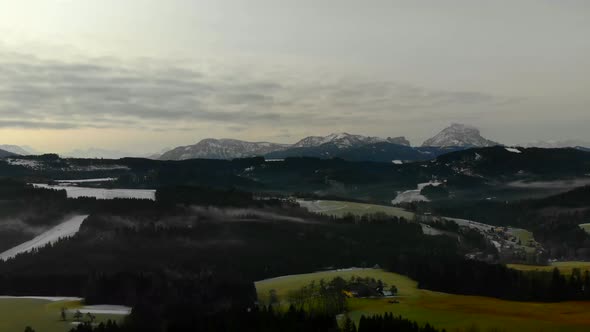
158 139 290 160
159 133 410 161
293 133 410 149
422 124 499 148
0 145 36 155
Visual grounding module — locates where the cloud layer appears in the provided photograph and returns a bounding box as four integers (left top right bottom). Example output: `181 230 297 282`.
0 51 517 134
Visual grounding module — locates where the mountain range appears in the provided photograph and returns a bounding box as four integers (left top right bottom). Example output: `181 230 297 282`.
3 124 590 162
157 124 497 161
158 139 291 160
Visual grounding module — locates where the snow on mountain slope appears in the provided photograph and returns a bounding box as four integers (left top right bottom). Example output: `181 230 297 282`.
391 182 442 204
293 132 410 149
159 138 290 160
160 133 411 160
0 215 88 261
422 123 499 147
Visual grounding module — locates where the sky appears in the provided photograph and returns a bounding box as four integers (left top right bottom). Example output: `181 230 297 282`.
0 0 589 154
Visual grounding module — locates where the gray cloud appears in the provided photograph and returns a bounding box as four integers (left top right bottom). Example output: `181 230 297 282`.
0 52 518 131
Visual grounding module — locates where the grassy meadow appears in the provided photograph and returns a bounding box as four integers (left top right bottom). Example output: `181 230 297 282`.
297 200 415 220
0 298 123 332
507 261 590 274
256 268 590 332
579 223 590 234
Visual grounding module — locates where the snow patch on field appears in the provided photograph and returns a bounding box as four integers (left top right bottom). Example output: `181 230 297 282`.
55 178 116 183
32 184 156 200
391 182 441 204
0 215 88 261
70 305 132 315
505 147 522 153
6 158 42 169
69 164 129 171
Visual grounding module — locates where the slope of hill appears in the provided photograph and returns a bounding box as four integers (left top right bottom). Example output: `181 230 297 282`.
268 142 465 162
432 146 590 177
337 143 465 162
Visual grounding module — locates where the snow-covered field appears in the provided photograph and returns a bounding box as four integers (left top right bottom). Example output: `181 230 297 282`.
447 217 492 232
5 157 129 171
6 158 42 169
70 305 132 315
32 184 156 200
391 181 442 204
505 147 522 154
55 178 116 183
0 215 88 261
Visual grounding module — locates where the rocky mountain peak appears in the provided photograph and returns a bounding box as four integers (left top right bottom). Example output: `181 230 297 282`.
422 123 499 147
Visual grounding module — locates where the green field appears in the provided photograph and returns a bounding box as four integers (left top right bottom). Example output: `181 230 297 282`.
0 298 123 332
298 200 415 220
256 268 590 332
509 228 534 244
579 223 590 234
508 261 590 274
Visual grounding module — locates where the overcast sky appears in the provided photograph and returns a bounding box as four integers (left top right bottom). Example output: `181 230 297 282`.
0 0 589 153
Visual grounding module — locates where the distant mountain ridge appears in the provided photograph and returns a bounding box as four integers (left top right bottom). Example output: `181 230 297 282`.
422 123 499 148
158 126 498 161
526 140 590 149
0 145 36 155
65 148 136 159
292 132 410 149
159 138 290 160
0 148 18 158
157 126 500 161
159 133 411 161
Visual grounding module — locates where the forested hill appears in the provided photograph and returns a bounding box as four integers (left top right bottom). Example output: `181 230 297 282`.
2 147 590 204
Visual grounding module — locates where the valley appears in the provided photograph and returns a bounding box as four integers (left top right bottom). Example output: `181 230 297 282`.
1 141 590 332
